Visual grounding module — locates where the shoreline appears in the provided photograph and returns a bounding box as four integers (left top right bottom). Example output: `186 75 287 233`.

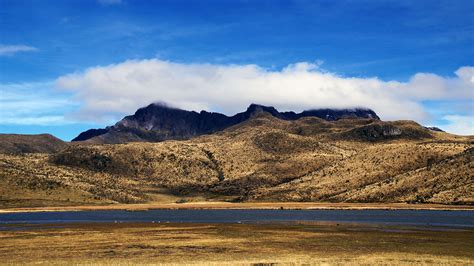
1 202 473 213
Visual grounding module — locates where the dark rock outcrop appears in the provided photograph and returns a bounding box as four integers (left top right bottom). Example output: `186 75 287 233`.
72 103 380 144
72 128 109 141
340 122 433 142
425 126 444 132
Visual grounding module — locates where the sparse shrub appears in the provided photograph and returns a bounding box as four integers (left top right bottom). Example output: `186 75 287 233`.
176 198 189 204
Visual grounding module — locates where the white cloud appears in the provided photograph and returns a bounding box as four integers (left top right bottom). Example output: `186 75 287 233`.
55 59 474 130
0 45 38 56
436 115 474 136
400 66 474 100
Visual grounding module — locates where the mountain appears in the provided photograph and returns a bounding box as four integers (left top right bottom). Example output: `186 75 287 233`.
0 134 68 155
72 103 380 143
425 126 444 132
1 110 472 208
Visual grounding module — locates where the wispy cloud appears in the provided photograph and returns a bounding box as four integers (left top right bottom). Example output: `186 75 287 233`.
436 115 474 135
97 0 122 6
0 44 38 56
0 82 77 126
0 116 72 126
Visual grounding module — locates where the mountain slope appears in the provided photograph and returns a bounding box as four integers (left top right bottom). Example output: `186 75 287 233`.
1 111 471 208
0 134 68 155
333 147 474 204
249 140 472 203
72 103 380 144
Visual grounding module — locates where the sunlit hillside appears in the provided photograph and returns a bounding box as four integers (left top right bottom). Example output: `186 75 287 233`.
1 112 472 208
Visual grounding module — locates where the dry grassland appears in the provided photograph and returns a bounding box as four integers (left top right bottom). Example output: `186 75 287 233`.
1 113 472 208
0 222 472 265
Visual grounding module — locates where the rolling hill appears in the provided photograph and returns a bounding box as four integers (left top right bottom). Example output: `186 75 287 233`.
0 134 68 155
0 105 472 208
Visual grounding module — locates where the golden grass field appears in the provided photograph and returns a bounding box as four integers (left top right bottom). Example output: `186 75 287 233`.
0 222 472 265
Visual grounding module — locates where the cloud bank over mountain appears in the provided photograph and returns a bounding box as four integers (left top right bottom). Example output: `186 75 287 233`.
56 59 473 133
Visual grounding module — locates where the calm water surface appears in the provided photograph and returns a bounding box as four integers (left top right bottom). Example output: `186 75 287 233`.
0 209 473 228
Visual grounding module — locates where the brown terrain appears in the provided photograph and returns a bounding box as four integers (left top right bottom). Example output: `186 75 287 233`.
1 110 472 209
1 222 472 265
1 110 473 265
0 133 68 155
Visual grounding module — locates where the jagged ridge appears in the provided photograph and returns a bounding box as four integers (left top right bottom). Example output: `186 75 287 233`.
72 103 379 143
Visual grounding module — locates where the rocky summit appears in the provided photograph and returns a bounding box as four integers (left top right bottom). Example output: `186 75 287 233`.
72 103 380 144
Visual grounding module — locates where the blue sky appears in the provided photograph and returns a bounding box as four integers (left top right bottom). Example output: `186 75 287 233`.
1 0 473 140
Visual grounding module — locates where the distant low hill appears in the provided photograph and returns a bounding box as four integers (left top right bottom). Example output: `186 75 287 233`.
72 103 380 144
0 134 68 155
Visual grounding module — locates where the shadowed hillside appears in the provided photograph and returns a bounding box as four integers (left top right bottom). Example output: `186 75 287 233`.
72 103 380 144
0 134 68 155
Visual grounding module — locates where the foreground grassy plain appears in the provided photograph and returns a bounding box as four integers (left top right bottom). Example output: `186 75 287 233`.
0 222 472 265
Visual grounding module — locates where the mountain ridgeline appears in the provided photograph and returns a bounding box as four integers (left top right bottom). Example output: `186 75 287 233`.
73 103 380 143
1 101 472 208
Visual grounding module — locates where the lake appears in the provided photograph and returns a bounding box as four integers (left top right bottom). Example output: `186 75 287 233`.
0 209 473 228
